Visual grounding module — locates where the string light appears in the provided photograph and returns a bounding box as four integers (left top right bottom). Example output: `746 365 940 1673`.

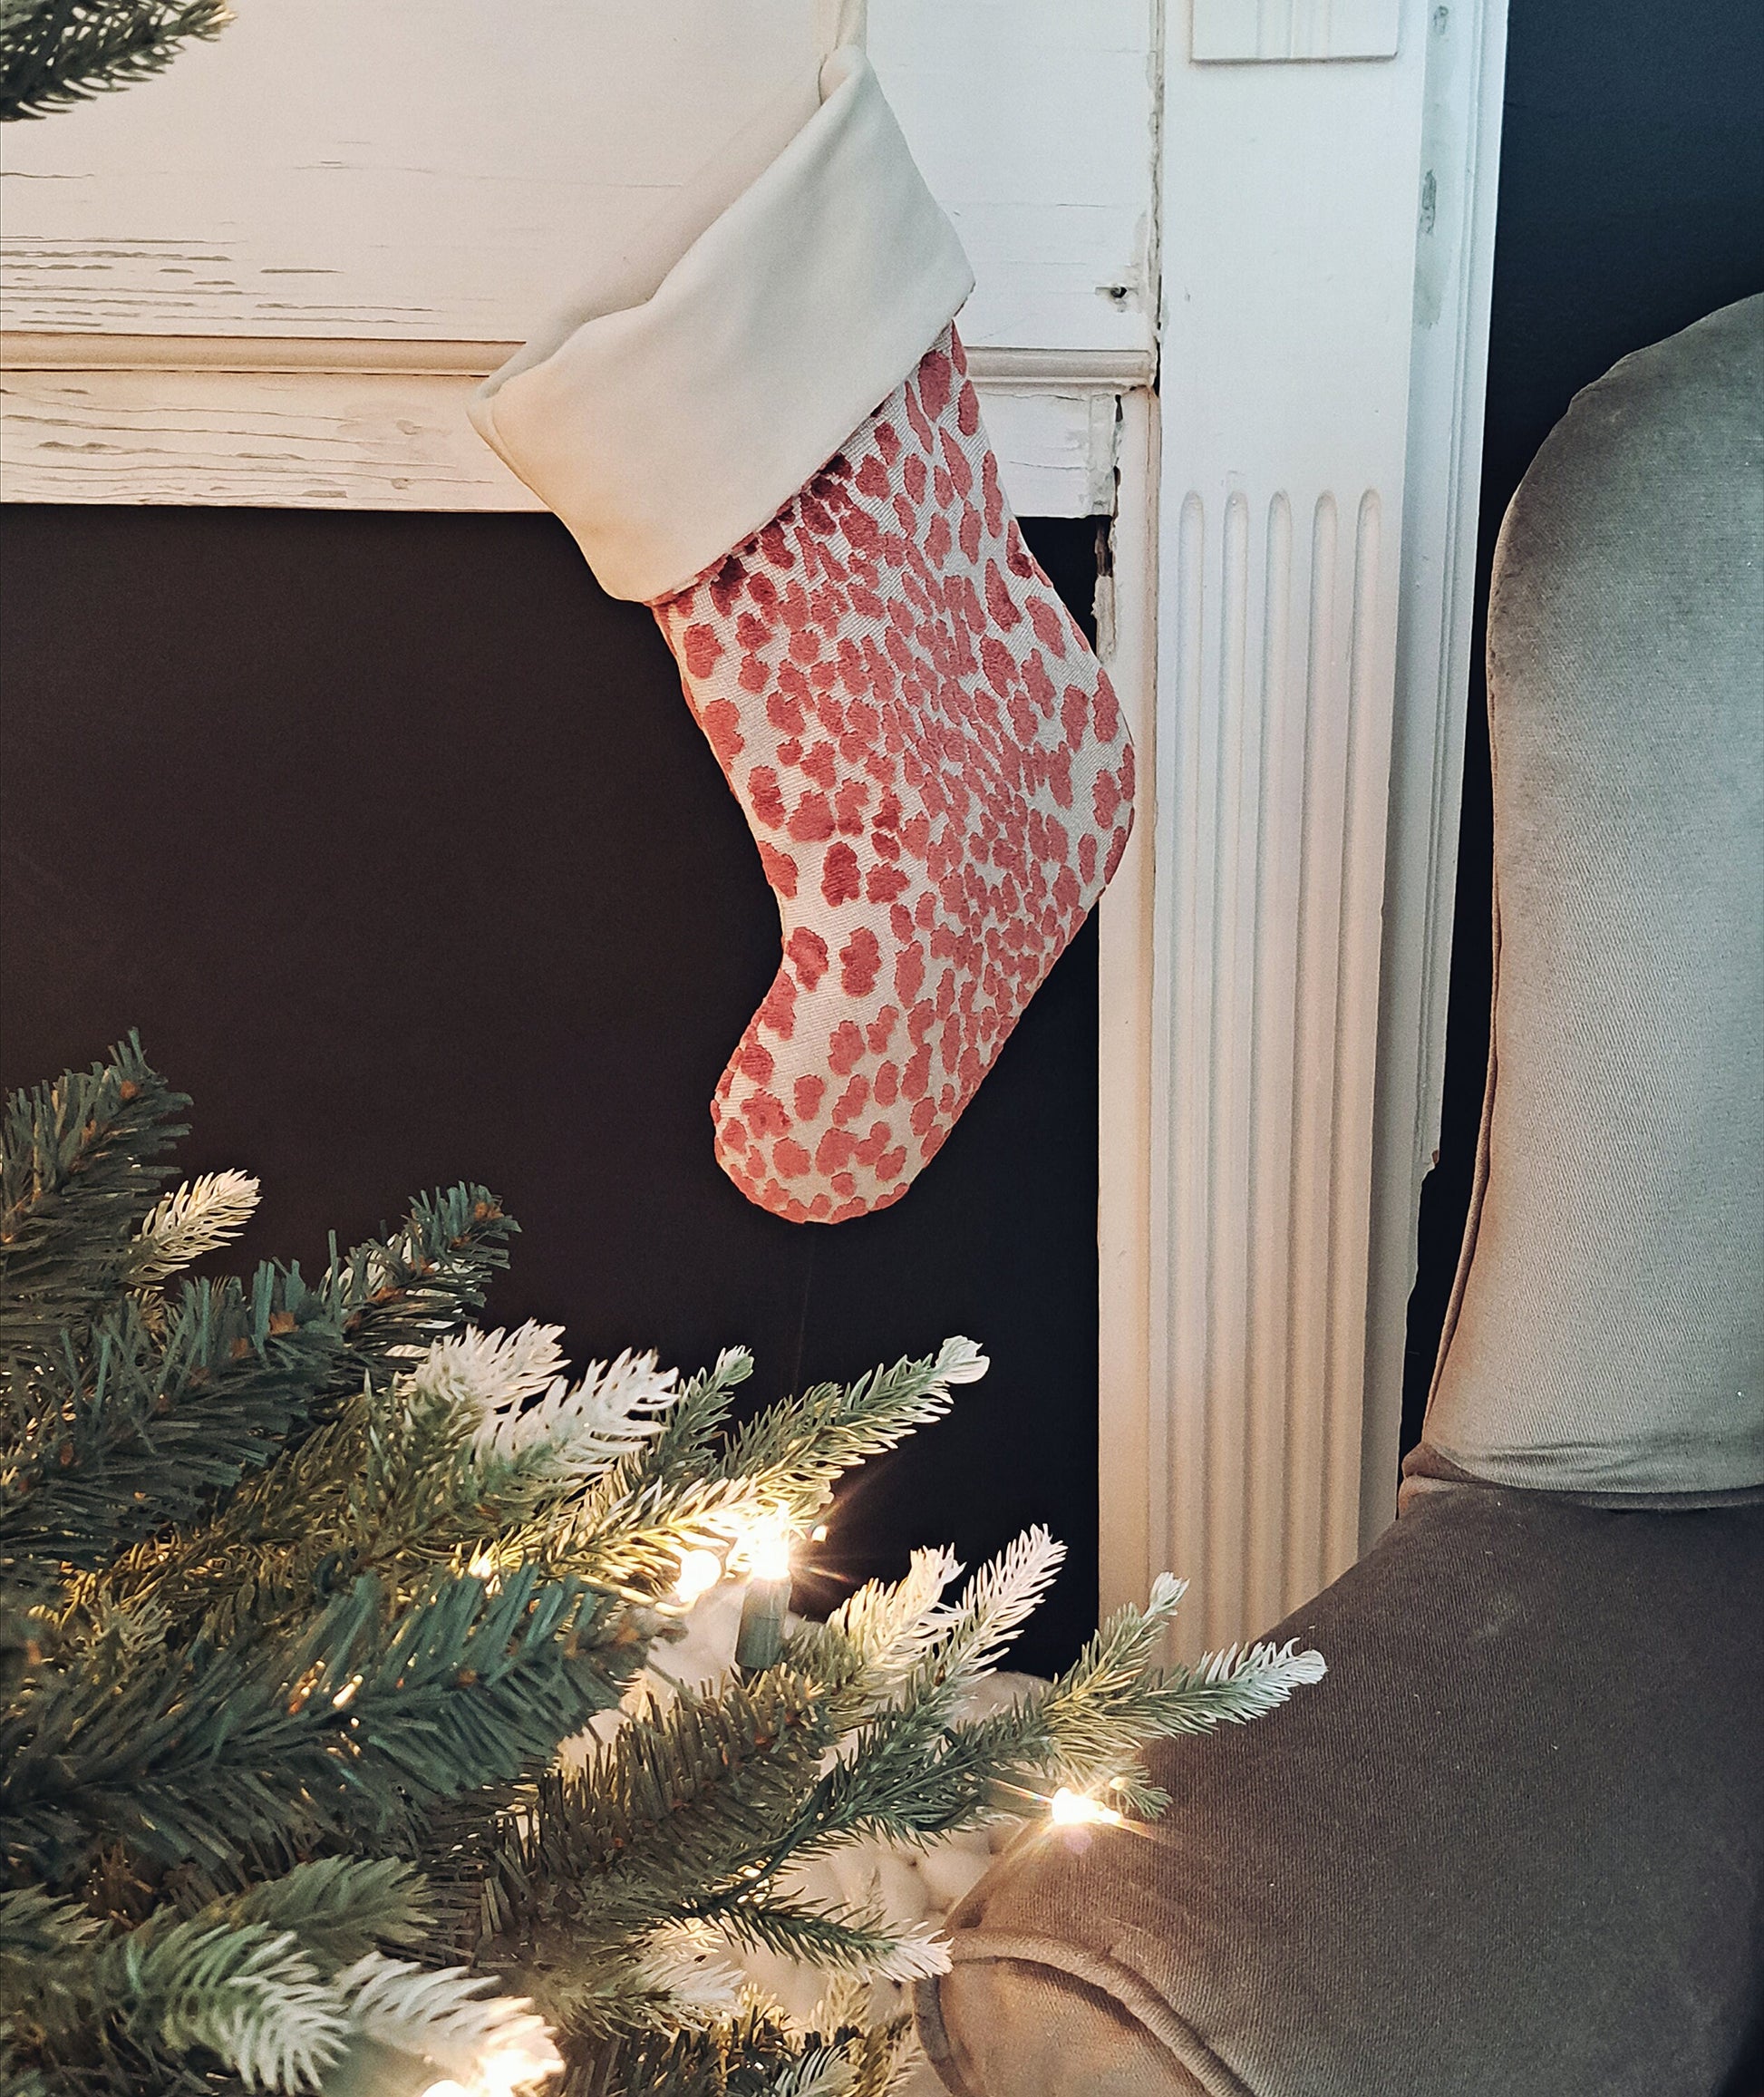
672 1548 723 1606
418 2078 540 2097
416 2027 561 2097
735 1510 793 1581
1047 1786 1124 1828
732 1509 795 1670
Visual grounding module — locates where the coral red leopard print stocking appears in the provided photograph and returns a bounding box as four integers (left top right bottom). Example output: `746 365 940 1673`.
654 326 1132 1223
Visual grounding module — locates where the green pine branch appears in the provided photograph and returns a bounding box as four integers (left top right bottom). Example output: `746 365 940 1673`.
0 1272 341 1594
475 1667 856 1977
709 1339 985 1517
214 1855 433 1968
0 1035 186 1374
79 1357 486 1643
0 0 230 123
571 2010 906 2097
325 1184 519 1386
33 1915 344 2091
542 1343 981 1598
70 1321 714 1644
688 1568 1319 1888
697 1899 944 1986
4 1863 433 2092
34 1184 520 1636
1 1568 626 1881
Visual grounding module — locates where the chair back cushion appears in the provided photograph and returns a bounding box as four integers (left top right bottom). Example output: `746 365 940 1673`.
1422 295 1764 1494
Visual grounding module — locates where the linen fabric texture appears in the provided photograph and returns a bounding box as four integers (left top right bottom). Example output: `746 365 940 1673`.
471 48 972 607
473 49 1133 1222
918 299 1764 2093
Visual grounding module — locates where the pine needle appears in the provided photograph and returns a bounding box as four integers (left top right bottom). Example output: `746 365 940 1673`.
131 1170 260 1283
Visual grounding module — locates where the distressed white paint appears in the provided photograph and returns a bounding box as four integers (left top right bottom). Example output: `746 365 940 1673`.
0 338 1137 518
0 355 530 510
868 0 1157 346
0 0 1156 357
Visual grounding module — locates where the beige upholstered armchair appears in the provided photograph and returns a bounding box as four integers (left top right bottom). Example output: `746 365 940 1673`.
915 296 1764 2097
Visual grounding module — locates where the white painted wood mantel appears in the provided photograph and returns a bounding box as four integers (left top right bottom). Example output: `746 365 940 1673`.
0 0 1506 1655
0 0 1157 512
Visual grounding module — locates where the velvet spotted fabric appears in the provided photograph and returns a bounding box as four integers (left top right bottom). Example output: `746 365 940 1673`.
653 325 1135 1224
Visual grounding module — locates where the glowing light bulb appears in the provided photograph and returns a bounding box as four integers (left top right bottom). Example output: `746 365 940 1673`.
410 2005 562 2097
673 1548 723 1605
1048 1787 1124 1828
740 1513 794 1582
417 2033 562 2097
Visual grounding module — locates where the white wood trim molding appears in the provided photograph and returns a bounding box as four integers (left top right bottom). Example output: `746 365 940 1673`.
1097 385 1160 1639
0 335 525 374
1359 0 1507 1544
0 335 1145 519
0 334 1156 386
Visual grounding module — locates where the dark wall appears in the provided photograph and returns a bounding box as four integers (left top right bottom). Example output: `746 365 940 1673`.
0 506 1103 1676
1400 0 1764 1452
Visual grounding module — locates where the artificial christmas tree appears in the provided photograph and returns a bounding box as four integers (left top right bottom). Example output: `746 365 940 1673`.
0 1042 1323 2095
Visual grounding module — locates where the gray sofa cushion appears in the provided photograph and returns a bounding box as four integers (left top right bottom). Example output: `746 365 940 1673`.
1420 295 1764 1496
921 1485 1764 2097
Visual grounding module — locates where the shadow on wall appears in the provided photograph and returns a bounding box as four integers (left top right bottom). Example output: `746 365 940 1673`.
1401 0 1764 1456
0 507 1106 1678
